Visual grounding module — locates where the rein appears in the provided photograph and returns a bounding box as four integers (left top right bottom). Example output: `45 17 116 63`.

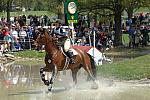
45 35 70 70
45 35 59 60
39 32 71 71
60 47 70 70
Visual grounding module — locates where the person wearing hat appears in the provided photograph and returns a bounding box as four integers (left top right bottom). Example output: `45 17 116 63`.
2 27 10 36
3 27 14 51
52 24 75 64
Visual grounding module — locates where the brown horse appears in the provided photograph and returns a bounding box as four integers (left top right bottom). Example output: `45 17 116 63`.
36 28 98 91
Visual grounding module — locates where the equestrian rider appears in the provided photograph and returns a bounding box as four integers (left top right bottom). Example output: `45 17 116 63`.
52 24 75 64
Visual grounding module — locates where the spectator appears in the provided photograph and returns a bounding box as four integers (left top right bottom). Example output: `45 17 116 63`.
19 27 27 49
141 26 149 46
128 26 136 48
134 26 141 48
3 27 14 51
10 27 20 50
0 29 4 40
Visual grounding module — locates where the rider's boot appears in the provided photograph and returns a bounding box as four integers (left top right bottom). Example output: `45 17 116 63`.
66 50 75 64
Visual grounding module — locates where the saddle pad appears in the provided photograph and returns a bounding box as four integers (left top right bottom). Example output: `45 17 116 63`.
69 48 78 55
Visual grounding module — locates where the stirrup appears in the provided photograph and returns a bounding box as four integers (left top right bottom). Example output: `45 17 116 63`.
69 58 75 64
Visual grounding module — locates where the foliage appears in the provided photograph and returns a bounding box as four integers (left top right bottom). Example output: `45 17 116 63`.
0 11 54 17
124 0 150 18
78 0 150 18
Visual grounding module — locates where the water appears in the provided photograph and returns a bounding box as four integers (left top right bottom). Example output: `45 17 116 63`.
0 61 150 100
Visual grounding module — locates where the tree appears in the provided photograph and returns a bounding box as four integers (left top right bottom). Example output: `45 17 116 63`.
6 0 12 24
79 0 125 46
125 0 150 19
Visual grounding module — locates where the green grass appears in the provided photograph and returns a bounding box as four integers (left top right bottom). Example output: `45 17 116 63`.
122 34 129 46
0 11 55 17
12 50 45 58
106 45 150 58
97 54 150 80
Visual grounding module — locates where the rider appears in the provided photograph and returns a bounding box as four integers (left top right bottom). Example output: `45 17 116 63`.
52 23 75 64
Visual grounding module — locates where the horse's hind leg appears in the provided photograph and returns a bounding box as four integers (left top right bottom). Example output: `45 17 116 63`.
87 65 97 81
83 64 98 89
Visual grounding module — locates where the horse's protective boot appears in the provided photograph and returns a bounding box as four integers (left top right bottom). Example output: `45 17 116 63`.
66 50 75 64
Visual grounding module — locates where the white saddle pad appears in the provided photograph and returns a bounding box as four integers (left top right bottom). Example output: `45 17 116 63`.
69 48 78 55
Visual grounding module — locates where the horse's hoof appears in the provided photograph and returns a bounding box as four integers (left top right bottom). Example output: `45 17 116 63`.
48 88 52 92
44 80 50 86
58 78 62 81
91 84 99 89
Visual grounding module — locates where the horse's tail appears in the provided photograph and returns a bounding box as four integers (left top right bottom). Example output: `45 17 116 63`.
87 53 97 79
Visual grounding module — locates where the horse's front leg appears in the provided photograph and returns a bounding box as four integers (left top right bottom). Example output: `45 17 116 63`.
40 67 50 86
48 64 58 92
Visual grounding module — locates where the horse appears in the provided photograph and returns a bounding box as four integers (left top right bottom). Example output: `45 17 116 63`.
36 28 98 91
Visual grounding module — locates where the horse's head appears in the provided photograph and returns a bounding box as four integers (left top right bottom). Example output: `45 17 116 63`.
36 28 58 50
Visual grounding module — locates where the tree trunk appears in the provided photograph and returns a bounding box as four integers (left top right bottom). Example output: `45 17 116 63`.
57 3 65 21
114 10 122 46
6 0 11 25
126 8 134 19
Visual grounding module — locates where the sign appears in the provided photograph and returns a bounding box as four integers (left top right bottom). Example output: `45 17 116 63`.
64 0 78 24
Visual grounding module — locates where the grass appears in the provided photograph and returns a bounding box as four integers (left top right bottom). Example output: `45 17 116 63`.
11 50 45 66
106 45 150 58
122 34 129 46
0 11 55 17
12 50 45 58
97 54 150 80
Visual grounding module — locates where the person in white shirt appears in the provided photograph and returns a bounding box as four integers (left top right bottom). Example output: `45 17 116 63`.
19 27 27 38
19 27 27 49
11 27 19 40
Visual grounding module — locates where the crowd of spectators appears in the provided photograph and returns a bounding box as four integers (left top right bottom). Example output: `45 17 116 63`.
0 15 48 53
0 14 115 54
0 12 149 54
125 12 150 48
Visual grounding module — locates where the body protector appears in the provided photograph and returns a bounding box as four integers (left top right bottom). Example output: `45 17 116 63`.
64 38 71 52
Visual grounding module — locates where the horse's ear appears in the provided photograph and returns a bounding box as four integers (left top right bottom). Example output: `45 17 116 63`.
43 28 46 33
38 28 46 35
38 28 43 33
43 28 48 34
